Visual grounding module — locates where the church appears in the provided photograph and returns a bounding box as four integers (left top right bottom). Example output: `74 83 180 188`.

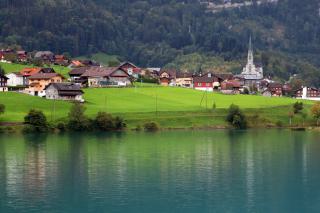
236 37 264 87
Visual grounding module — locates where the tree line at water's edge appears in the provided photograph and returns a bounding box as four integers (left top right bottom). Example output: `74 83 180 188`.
1 0 320 86
2 101 320 133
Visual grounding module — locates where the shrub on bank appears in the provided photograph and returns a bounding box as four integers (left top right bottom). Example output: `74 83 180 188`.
143 122 159 131
67 102 91 131
226 104 247 129
94 112 126 131
23 109 49 133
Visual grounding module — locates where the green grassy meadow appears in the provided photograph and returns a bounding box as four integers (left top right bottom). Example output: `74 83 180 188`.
76 53 120 66
0 86 314 129
0 62 71 78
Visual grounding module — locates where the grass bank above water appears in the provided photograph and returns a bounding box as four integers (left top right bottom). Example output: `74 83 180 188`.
0 87 316 130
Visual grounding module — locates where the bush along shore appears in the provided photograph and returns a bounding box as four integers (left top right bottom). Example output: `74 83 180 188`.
2 101 320 134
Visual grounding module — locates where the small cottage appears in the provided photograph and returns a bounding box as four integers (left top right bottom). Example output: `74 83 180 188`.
262 83 283 97
45 83 84 102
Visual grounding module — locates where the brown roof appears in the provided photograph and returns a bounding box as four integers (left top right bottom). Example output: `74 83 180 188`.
159 69 177 78
215 73 234 80
28 73 64 80
81 67 120 78
69 67 91 75
45 83 83 96
193 73 223 83
268 83 283 89
176 72 193 78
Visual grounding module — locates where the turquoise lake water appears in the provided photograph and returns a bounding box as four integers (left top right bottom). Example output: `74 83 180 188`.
0 130 320 212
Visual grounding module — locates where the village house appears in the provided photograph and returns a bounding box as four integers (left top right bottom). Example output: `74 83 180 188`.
20 67 55 85
262 83 283 97
34 51 55 64
45 83 84 102
159 70 177 86
176 73 193 88
144 68 160 79
25 73 65 97
0 73 9 92
220 80 241 94
69 66 90 85
81 67 131 87
68 60 84 68
295 87 320 101
6 72 24 87
54 55 69 66
193 73 224 91
16 50 28 62
118 61 141 78
282 83 292 96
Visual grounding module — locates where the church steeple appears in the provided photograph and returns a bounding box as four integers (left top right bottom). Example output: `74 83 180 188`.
247 36 254 65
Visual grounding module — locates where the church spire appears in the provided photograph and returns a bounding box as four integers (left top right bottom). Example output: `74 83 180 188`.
247 36 254 65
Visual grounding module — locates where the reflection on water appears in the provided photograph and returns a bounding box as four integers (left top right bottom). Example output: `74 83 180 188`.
0 130 320 213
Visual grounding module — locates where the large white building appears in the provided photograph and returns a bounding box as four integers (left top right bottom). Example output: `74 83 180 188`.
237 37 264 87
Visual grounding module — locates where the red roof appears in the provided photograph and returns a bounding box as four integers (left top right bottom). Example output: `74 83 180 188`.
20 68 42 76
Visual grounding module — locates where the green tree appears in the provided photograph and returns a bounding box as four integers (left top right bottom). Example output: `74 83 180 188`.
293 102 303 114
24 109 49 132
67 102 90 131
226 104 247 129
311 102 320 126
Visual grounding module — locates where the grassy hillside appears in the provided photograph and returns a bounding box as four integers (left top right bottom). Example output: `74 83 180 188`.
0 87 313 128
76 53 120 66
0 62 71 78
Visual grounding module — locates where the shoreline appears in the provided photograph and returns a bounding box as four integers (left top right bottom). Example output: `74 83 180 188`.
1 121 319 134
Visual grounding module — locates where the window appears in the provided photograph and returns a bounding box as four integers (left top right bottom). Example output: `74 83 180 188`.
198 83 201 86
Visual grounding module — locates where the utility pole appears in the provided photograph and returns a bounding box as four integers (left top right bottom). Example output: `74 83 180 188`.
104 96 107 112
51 98 56 122
206 90 208 110
156 93 158 117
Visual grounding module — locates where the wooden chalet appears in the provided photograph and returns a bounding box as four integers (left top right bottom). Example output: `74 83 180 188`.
295 87 320 100
262 83 283 97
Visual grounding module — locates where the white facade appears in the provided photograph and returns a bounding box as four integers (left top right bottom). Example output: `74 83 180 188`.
0 87 8 92
194 87 214 92
6 73 24 86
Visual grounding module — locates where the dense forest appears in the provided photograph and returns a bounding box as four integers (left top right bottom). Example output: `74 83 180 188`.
1 0 320 85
